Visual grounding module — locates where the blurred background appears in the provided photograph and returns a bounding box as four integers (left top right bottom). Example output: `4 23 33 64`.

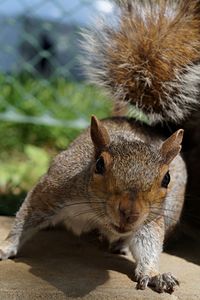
0 0 114 215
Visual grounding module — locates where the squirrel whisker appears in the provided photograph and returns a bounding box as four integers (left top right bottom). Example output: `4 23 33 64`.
84 213 105 232
147 212 179 224
62 201 106 209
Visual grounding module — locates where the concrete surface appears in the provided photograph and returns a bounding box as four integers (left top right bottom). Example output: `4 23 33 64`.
0 217 199 300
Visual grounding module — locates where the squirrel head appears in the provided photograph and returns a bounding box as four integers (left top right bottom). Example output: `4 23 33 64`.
89 115 184 235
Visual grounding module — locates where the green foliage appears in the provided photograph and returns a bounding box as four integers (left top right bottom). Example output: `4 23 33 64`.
0 145 50 189
0 75 111 215
0 145 51 216
0 74 111 150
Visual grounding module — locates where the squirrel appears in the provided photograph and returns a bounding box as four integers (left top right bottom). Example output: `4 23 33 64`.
82 0 200 228
1 0 199 294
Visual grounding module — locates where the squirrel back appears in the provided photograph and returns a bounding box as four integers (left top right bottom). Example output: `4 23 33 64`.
82 0 200 124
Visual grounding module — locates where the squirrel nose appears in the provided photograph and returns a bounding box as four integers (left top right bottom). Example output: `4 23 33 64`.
119 203 139 224
119 205 131 224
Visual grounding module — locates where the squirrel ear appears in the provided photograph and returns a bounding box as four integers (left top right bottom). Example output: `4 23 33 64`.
161 129 184 164
90 115 110 155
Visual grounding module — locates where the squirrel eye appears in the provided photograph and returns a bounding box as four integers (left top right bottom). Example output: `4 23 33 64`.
95 157 105 175
161 171 170 188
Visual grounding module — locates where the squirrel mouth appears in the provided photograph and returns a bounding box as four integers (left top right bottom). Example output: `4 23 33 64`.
111 224 131 234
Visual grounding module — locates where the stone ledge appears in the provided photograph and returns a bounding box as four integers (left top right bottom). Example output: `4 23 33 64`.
0 216 199 300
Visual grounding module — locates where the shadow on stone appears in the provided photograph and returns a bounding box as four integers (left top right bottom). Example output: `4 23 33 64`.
164 231 200 266
14 229 136 298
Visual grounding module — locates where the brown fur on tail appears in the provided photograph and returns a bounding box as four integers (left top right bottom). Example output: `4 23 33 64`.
82 0 200 123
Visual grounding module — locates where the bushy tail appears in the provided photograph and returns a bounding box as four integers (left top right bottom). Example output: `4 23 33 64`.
82 0 200 124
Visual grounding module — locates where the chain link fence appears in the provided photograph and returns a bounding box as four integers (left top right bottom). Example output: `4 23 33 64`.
0 0 114 129
0 0 114 209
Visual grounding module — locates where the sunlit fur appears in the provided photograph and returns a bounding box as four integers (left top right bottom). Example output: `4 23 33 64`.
82 0 200 123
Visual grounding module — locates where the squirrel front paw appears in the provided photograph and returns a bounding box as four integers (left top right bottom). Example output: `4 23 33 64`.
0 241 17 260
136 273 179 294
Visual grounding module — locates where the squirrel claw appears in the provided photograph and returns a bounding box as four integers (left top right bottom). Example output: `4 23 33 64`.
0 249 10 260
136 273 179 293
149 273 179 294
0 243 17 260
136 275 150 290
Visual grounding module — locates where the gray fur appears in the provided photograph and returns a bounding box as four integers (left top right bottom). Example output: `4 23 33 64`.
0 117 186 293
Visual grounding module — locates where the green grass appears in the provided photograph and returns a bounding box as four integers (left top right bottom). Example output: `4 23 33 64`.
0 75 111 151
0 74 112 214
